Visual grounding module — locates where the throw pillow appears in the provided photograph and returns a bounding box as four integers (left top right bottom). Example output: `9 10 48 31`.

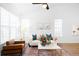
32 34 37 40
9 39 15 45
46 34 53 40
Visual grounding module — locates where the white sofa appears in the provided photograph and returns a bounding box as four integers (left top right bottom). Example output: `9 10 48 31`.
29 40 57 47
27 34 41 46
24 35 39 46
24 33 57 47
29 40 40 46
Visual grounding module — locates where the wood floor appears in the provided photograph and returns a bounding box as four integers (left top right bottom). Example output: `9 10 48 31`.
59 43 79 56
23 43 79 56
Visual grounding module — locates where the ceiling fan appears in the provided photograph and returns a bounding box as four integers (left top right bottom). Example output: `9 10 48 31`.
32 3 49 10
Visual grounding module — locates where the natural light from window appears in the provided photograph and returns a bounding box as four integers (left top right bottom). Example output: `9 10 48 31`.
54 19 63 37
0 7 20 44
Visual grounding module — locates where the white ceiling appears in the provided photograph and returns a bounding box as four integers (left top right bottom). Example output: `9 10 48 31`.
0 3 79 20
0 3 54 18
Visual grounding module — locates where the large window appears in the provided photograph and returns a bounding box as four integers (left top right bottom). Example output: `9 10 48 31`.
54 19 63 37
1 26 9 43
9 12 20 39
0 7 20 44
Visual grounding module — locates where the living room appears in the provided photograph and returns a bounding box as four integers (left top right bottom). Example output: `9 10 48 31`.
0 3 79 56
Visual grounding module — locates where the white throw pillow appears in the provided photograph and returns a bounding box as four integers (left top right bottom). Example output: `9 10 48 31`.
9 39 15 45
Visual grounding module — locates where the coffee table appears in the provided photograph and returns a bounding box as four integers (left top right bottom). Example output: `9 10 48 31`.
38 42 62 56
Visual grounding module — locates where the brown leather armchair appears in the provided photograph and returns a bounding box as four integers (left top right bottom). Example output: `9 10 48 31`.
1 41 25 56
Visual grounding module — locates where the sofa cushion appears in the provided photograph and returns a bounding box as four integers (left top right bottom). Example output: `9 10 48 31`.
29 40 40 46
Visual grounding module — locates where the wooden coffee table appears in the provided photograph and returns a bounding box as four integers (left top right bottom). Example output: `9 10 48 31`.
38 43 62 56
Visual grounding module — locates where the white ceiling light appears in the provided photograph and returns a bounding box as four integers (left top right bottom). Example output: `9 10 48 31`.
32 3 49 10
42 4 47 9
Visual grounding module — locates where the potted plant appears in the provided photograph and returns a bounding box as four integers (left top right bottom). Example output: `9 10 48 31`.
40 35 51 46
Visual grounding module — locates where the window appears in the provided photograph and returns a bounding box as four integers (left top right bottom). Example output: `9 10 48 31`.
9 12 20 39
1 26 9 43
1 7 9 26
54 19 63 37
0 7 20 44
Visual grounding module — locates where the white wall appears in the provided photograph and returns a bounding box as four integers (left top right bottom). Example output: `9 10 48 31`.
20 15 54 43
54 3 79 43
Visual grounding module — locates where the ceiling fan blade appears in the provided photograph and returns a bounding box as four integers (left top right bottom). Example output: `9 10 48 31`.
32 3 42 4
32 3 47 4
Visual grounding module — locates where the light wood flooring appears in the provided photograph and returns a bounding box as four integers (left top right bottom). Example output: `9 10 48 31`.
23 43 79 56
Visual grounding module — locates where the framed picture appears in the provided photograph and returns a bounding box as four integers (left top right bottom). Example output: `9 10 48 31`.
37 23 51 30
72 25 79 36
